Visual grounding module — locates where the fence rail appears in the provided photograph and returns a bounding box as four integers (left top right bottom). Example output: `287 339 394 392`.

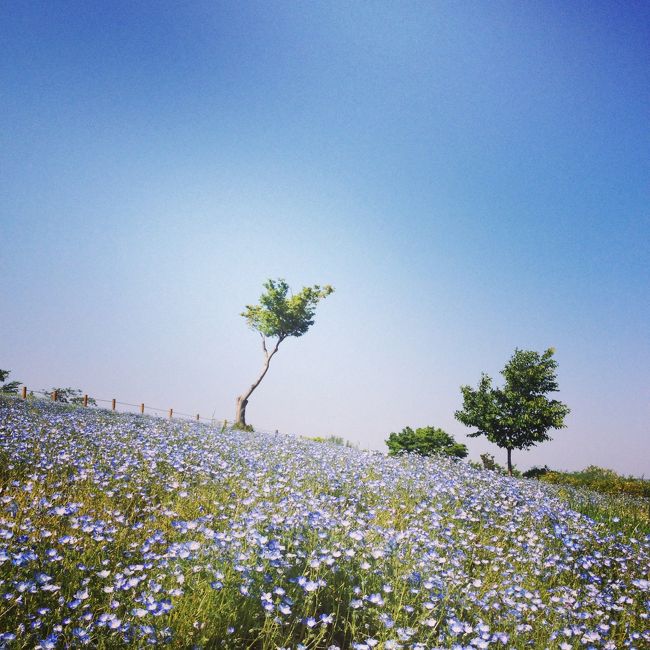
17 385 225 426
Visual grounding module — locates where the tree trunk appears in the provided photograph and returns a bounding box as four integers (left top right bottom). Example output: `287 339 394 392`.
506 448 513 476
235 395 249 426
235 337 282 427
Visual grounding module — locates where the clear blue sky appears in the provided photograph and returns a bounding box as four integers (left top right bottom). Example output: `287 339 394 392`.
2 1 648 474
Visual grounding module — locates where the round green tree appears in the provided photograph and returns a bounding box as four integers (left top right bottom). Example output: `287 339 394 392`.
455 348 570 475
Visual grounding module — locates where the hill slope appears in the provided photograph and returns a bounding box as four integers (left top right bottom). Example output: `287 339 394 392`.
0 398 648 649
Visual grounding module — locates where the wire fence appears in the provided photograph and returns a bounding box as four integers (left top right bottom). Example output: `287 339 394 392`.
1 384 302 437
14 385 235 429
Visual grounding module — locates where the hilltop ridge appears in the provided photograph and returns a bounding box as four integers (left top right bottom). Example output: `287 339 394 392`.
1 398 648 649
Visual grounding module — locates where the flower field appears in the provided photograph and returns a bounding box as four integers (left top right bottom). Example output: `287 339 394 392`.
0 398 648 649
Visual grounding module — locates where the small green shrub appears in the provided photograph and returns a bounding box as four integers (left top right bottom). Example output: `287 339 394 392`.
231 421 254 432
304 434 357 448
523 465 550 479
540 465 650 499
0 369 21 394
480 452 501 471
44 387 97 405
475 453 521 476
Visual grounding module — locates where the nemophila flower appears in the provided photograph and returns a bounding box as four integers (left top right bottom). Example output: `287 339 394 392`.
1 398 649 648
73 588 89 600
379 612 394 628
582 631 601 644
35 633 58 649
260 592 274 612
72 628 91 644
396 627 416 641
383 641 402 650
492 632 509 644
368 592 384 606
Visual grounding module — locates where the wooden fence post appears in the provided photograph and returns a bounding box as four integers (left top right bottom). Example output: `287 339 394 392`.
83 394 88 407
21 386 27 399
140 403 145 414
111 399 116 411
169 408 173 419
52 390 58 401
196 413 199 421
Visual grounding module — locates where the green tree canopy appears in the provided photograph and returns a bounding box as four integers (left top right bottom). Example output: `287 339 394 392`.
455 348 570 474
235 279 334 427
241 279 334 341
386 426 468 459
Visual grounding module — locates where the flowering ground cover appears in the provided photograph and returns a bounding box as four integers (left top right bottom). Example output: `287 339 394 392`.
0 397 648 649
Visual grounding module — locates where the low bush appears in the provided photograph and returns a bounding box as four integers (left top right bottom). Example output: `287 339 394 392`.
540 465 650 499
386 425 468 458
304 434 356 448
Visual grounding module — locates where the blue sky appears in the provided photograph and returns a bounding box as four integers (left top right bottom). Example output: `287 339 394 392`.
2 1 648 474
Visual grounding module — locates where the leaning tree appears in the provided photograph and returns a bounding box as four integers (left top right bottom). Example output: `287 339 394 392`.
455 348 570 475
235 278 334 428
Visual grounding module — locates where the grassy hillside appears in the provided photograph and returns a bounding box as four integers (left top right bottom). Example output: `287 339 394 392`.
0 398 648 649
